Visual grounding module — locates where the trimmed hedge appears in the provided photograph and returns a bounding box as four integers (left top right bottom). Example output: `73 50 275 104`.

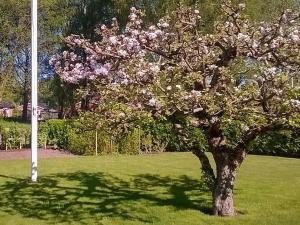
250 129 300 158
0 119 299 158
0 119 31 150
38 119 164 155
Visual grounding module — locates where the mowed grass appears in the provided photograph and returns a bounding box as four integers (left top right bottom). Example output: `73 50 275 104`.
0 153 299 225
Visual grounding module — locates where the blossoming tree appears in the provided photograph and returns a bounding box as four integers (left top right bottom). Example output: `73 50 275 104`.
51 1 300 216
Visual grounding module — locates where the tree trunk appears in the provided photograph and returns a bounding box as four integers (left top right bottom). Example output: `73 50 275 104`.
21 51 30 122
22 91 29 121
58 97 65 119
212 150 246 216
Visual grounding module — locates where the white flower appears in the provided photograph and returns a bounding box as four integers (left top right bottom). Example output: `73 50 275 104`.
118 50 128 57
140 38 147 43
266 67 277 75
148 98 157 107
158 20 169 28
175 85 182 89
121 78 129 85
289 99 300 110
166 66 174 71
208 64 218 70
73 38 82 45
290 99 300 108
149 25 156 31
203 46 209 54
273 89 282 96
129 13 137 21
161 22 169 28
166 86 172 91
154 29 163 36
63 51 68 58
109 36 118 45
282 13 287 23
191 90 202 97
131 29 139 36
290 34 299 42
237 33 251 43
193 107 203 113
252 41 258 49
238 3 246 10
194 9 200 14
147 32 157 40
75 63 83 69
150 65 160 74
175 124 182 129
259 26 265 33
95 66 108 76
137 71 145 76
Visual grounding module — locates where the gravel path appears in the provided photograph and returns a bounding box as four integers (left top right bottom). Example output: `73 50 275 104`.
0 149 74 160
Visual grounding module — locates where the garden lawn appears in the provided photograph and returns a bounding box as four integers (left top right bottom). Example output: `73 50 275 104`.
0 152 299 225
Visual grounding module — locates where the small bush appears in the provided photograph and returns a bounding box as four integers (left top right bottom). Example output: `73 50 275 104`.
251 129 300 158
117 128 141 154
68 129 95 155
0 120 31 150
46 119 71 149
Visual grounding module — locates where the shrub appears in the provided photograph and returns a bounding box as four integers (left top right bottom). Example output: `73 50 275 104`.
67 129 95 155
45 119 71 149
0 119 31 150
117 128 141 154
251 129 300 158
1 118 299 158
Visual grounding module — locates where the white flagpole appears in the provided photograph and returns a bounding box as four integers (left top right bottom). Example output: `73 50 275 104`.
31 0 38 182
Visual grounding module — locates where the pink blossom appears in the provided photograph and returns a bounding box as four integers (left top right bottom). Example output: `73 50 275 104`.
148 98 157 107
118 50 128 57
109 36 118 45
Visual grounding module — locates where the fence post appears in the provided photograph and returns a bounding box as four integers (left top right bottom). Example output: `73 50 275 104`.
138 126 141 154
110 137 113 153
95 129 98 156
44 137 47 150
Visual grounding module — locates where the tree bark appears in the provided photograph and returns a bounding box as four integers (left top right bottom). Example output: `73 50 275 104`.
58 96 65 119
21 90 29 121
212 149 246 216
21 51 30 122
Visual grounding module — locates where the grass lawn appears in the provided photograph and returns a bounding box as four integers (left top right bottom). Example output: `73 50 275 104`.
0 152 299 225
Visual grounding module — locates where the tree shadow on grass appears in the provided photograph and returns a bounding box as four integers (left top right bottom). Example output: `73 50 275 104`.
0 172 211 224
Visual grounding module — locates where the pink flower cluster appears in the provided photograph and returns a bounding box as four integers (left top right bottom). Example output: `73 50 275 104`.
50 2 300 120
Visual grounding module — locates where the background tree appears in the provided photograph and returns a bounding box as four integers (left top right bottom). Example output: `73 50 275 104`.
0 0 73 120
51 2 300 216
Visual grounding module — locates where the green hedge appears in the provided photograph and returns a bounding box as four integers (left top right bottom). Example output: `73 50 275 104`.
39 119 160 155
250 129 300 158
0 119 299 158
0 119 31 150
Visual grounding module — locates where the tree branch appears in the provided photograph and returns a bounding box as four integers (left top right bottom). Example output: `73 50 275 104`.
192 148 216 190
